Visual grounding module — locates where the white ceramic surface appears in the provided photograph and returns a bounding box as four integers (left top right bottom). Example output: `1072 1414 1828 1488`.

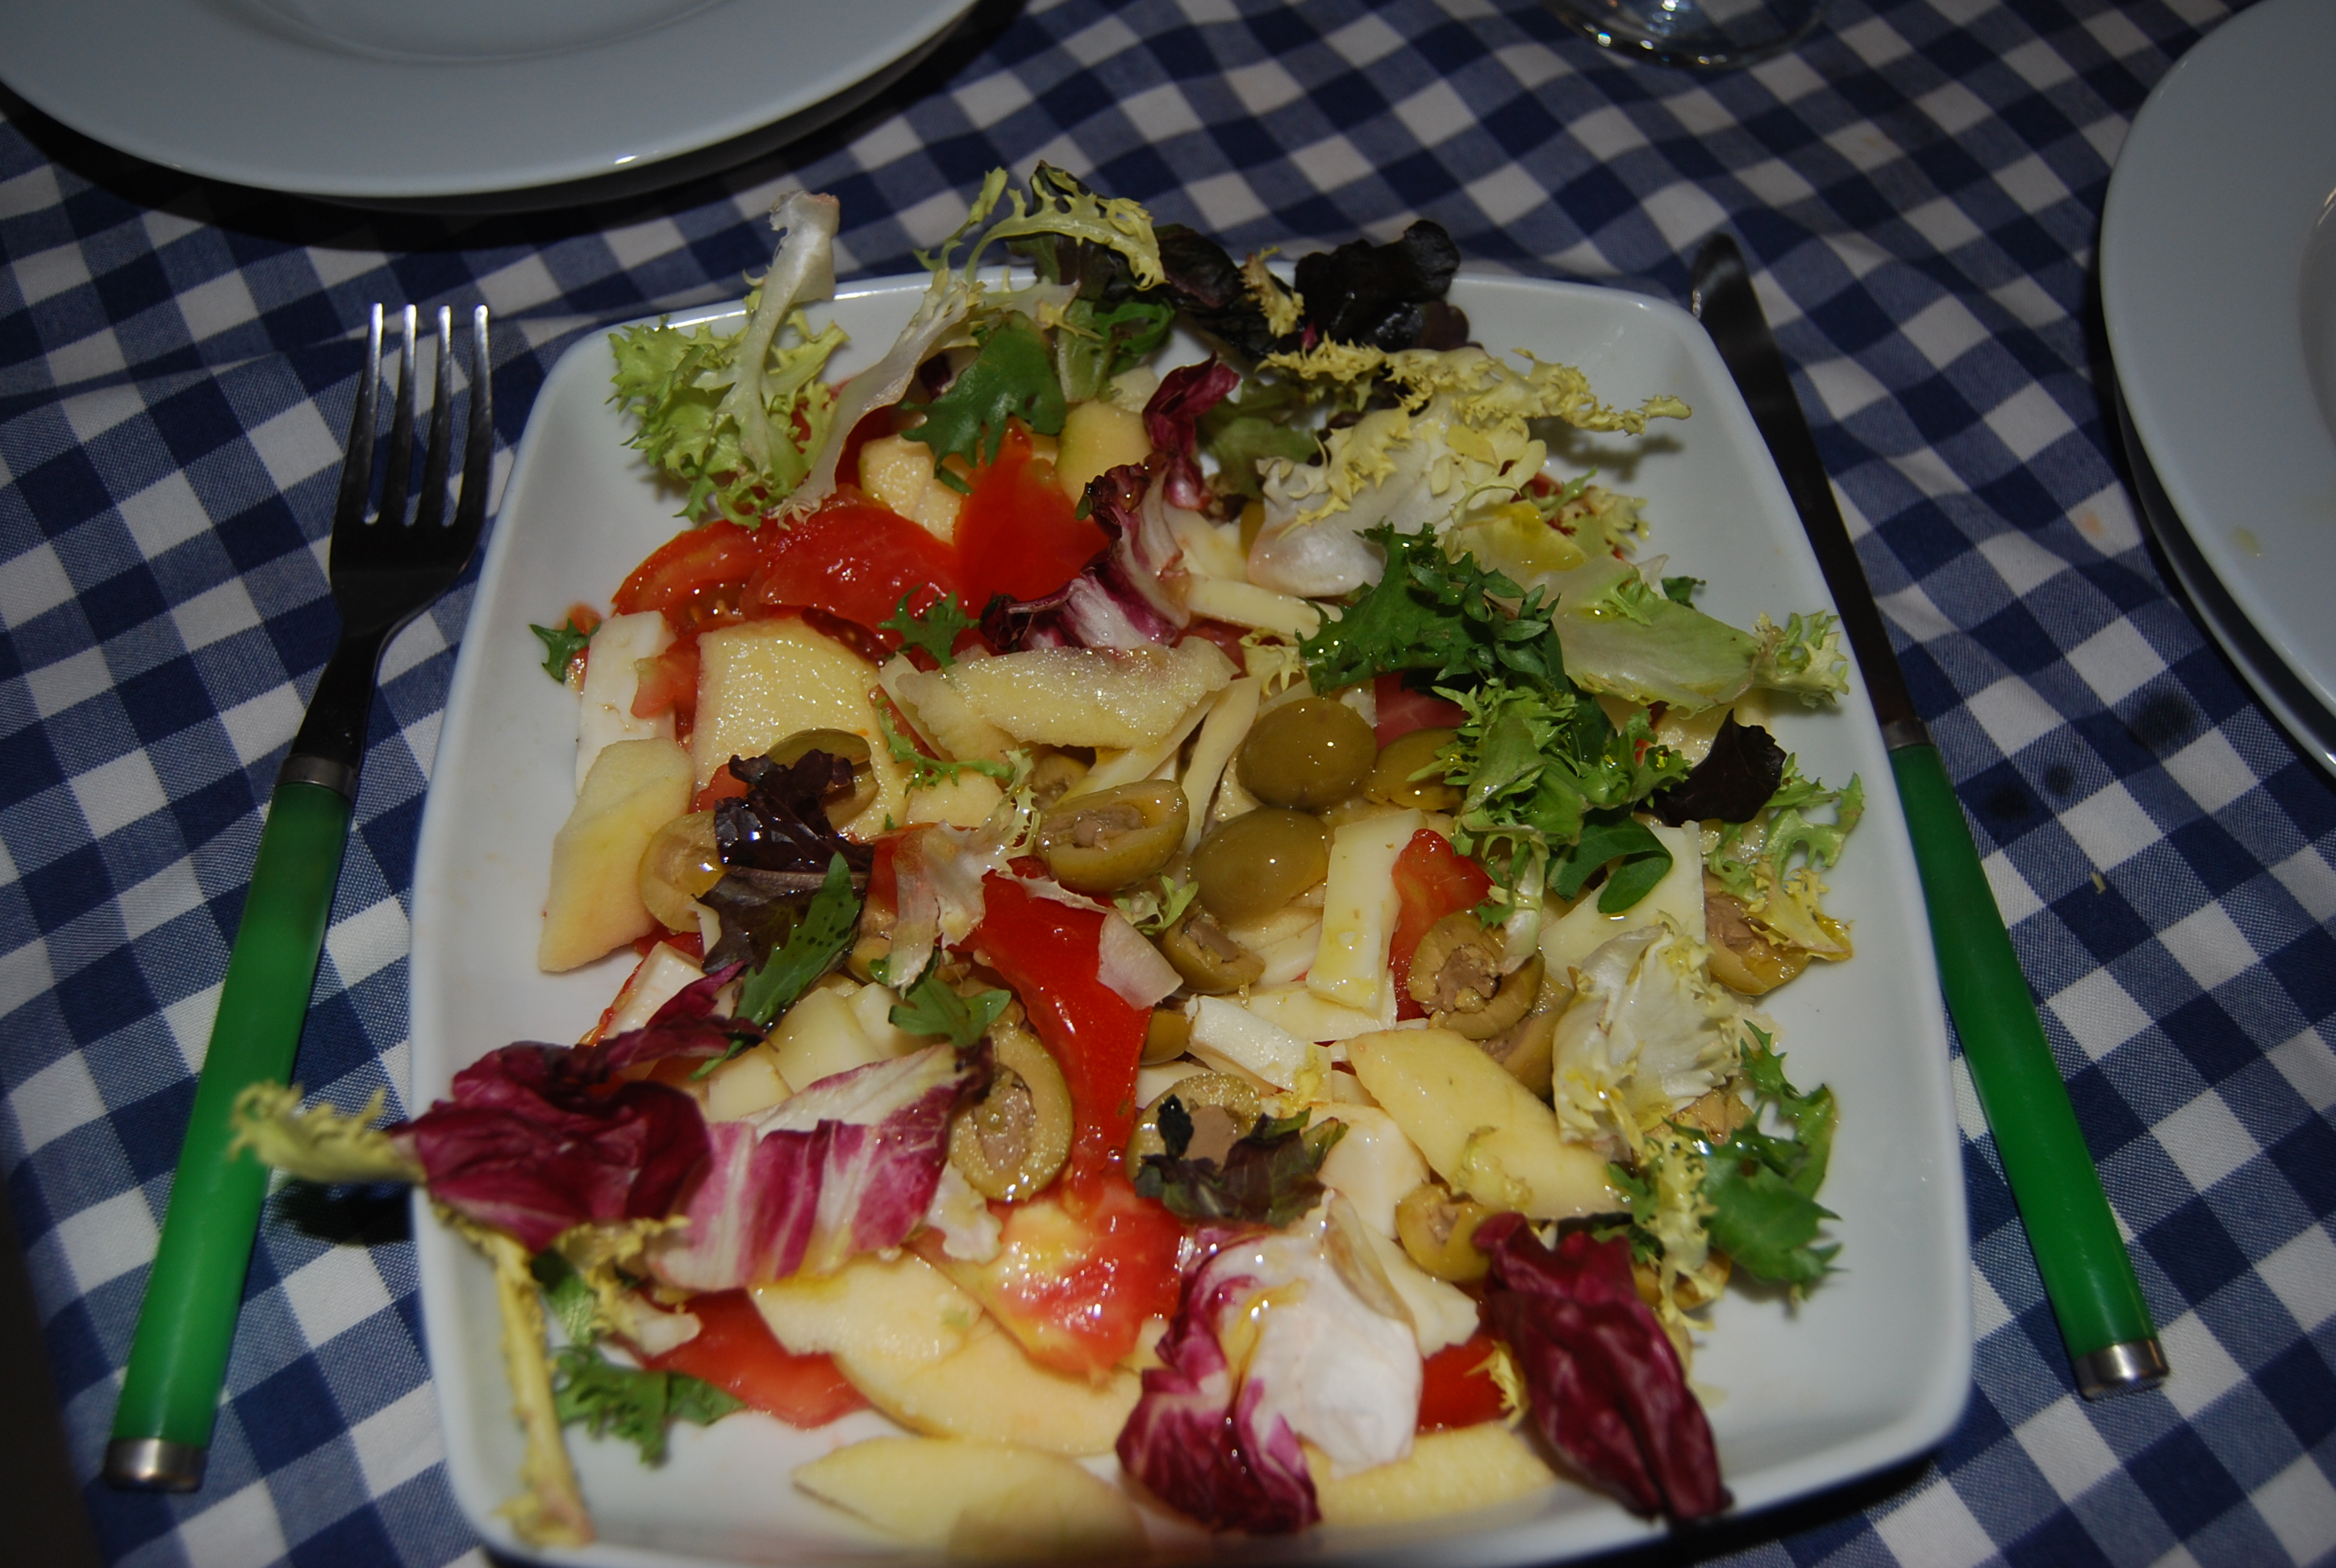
2100 0 2336 774
0 0 974 204
408 273 1972 1566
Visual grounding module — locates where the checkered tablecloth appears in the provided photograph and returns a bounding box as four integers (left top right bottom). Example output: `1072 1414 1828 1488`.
4 0 2330 1562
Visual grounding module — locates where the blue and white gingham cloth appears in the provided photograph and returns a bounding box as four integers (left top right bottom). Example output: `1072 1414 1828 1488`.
4 0 2330 1562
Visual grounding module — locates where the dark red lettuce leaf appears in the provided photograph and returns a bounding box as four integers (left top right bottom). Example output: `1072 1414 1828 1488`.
707 749 874 969
1292 221 1468 352
1649 715 1787 827
1143 361 1241 511
1153 224 1286 361
413 1048 708 1252
1477 1213 1730 1521
1116 1251 1319 1533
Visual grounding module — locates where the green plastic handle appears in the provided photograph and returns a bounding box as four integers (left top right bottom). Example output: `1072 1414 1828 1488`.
111 778 354 1453
1892 743 2156 1361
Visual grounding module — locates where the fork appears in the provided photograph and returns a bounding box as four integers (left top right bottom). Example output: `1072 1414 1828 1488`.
104 304 493 1492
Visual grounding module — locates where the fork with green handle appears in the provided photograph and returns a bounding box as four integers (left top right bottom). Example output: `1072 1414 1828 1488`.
103 303 493 1491
1691 234 2166 1399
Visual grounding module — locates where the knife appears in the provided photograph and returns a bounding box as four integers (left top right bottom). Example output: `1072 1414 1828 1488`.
1689 233 2167 1399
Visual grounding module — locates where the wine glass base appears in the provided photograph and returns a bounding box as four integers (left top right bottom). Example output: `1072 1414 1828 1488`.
1544 0 1825 69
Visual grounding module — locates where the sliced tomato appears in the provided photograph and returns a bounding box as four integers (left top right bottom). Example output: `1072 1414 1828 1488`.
630 640 699 724
748 494 966 638
973 872 1149 1201
1418 1333 1506 1431
614 520 763 635
1389 829 1493 1020
924 1178 1183 1378
953 424 1107 608
638 1290 867 1428
1374 673 1468 747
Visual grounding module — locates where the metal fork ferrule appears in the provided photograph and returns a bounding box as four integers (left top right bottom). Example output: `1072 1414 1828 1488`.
279 753 359 800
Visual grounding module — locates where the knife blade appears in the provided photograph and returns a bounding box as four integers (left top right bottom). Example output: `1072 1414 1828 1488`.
1690 233 2167 1399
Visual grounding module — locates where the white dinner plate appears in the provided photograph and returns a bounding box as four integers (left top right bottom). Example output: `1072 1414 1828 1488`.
408 272 1971 1566
0 0 975 208
2100 0 2336 774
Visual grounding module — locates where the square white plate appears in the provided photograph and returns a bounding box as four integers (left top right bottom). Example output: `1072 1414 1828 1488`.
409 272 1972 1566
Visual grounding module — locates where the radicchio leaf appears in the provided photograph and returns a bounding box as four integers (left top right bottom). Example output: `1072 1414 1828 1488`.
1648 715 1787 826
410 1047 710 1253
1116 1254 1319 1533
646 1045 974 1290
1144 360 1241 511
1476 1213 1730 1522
594 967 761 1076
977 463 1187 652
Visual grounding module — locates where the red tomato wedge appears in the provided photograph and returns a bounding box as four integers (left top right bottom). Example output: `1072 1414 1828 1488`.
637 1290 867 1428
1389 829 1494 1020
923 1178 1183 1378
1418 1333 1508 1431
614 519 763 635
953 424 1108 608
973 872 1149 1202
749 495 967 635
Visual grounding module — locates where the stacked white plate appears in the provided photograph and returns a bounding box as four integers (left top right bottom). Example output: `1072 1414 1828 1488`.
0 0 977 210
2100 0 2336 775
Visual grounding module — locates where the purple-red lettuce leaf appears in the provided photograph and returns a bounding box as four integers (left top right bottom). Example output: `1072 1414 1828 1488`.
1153 224 1287 362
594 966 761 1075
1144 361 1241 511
1476 1213 1729 1522
706 749 874 969
1649 715 1787 827
647 1044 974 1290
1291 221 1469 352
411 1048 711 1253
978 463 1187 652
1116 1253 1319 1533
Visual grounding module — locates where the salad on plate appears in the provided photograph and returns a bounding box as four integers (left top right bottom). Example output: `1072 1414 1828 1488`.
236 167 1865 1558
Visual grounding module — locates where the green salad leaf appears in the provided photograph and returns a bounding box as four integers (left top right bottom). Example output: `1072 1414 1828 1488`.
889 971 1012 1049
880 591 978 668
529 618 592 683
1697 1027 1838 1290
733 853 861 1032
903 313 1065 480
549 1344 743 1466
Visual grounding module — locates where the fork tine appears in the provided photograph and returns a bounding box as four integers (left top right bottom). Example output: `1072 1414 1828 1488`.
377 305 420 528
413 307 457 533
449 306 494 553
329 306 382 534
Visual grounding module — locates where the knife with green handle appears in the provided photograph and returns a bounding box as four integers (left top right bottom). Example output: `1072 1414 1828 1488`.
106 305 494 1491
1690 235 2166 1399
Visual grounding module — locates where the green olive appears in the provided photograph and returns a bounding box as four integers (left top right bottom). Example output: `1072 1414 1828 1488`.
1408 916 1545 1041
1237 698 1378 810
1035 781 1189 893
1026 749 1091 811
1190 809 1330 924
1479 973 1566 1099
1395 1183 1493 1282
1128 1072 1262 1165
1143 1007 1193 1064
1366 727 1461 811
639 811 723 931
765 728 878 828
949 1018 1074 1201
1156 908 1266 994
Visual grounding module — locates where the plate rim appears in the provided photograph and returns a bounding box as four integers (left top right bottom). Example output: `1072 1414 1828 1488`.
410 269 1972 1565
2099 0 2336 761
0 0 977 201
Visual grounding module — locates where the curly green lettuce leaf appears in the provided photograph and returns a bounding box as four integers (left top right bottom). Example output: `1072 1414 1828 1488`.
609 191 847 524
1053 294 1177 403
1696 1026 1838 1291
529 618 591 683
1706 761 1863 956
880 591 978 667
1299 526 1568 697
550 1343 743 1466
228 1084 423 1185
